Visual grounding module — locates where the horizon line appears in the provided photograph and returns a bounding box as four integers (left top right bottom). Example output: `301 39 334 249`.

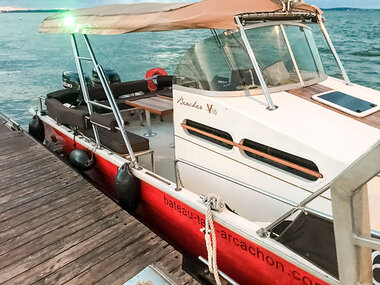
1 6 379 13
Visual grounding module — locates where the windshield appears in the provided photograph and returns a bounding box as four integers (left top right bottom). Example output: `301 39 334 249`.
174 23 326 92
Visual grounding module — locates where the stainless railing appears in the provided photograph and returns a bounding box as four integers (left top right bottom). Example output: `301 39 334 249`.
174 158 332 230
317 16 352 85
70 33 138 167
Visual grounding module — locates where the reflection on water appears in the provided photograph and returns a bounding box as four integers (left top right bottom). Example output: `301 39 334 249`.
0 10 379 127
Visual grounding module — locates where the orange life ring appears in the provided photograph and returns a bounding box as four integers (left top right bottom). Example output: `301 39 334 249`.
145 68 168 92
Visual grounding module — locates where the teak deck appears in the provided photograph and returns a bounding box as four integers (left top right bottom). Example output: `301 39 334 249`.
0 116 197 285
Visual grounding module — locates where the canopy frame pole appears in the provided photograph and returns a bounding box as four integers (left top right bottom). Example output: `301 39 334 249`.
318 18 351 85
81 34 138 167
279 24 305 86
70 33 101 148
234 16 277 111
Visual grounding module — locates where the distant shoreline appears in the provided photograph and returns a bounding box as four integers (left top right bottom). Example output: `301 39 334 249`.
1 7 379 14
321 7 380 11
0 9 70 13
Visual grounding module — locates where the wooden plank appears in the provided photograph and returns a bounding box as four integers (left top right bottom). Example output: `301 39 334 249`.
153 251 199 285
0 172 83 211
0 129 24 141
63 233 160 285
0 185 98 234
0 152 60 175
0 160 62 191
4 215 134 285
0 146 46 166
34 222 154 284
0 117 196 284
0 166 71 198
96 239 174 285
0 155 61 179
0 195 106 255
0 208 126 283
0 180 87 223
0 137 35 153
0 178 86 221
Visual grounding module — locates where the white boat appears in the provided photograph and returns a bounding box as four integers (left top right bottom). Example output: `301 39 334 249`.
29 0 380 284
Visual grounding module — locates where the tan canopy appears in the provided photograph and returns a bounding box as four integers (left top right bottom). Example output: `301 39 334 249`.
39 0 322 35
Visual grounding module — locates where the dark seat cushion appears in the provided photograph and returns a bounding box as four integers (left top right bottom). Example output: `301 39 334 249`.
88 80 150 101
157 75 173 90
46 89 80 105
83 128 149 155
89 109 132 131
149 87 172 98
46 98 89 130
91 97 134 112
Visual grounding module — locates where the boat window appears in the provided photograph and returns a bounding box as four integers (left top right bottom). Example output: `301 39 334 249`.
242 139 320 181
284 25 325 82
183 120 233 150
174 24 326 92
313 91 379 117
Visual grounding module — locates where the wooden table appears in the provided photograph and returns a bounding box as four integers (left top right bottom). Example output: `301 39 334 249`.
125 96 173 137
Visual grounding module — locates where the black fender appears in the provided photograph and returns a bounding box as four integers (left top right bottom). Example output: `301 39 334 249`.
69 149 96 171
115 163 141 213
28 115 45 143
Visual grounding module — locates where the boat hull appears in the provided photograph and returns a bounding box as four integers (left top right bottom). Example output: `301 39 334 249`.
42 120 330 285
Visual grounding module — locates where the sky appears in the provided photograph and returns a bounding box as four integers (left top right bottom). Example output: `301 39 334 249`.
0 0 379 10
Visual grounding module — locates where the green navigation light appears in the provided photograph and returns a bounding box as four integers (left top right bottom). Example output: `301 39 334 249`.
63 15 75 27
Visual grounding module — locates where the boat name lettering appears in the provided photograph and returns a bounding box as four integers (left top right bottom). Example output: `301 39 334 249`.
163 195 326 285
176 97 217 115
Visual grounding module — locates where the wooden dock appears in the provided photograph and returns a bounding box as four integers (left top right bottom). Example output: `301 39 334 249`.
0 116 198 285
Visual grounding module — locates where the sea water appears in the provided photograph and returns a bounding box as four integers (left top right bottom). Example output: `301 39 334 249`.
0 10 379 128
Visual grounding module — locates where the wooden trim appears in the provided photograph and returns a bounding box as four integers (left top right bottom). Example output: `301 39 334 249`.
288 84 380 130
181 123 323 179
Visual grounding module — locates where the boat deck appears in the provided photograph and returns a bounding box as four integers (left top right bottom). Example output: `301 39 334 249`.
0 115 198 285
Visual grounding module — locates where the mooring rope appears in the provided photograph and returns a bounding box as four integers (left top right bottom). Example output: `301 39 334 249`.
202 194 225 285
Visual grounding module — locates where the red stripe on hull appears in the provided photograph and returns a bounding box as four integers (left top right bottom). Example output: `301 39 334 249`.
43 121 329 285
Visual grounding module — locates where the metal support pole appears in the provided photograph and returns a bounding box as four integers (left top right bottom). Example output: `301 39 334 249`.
234 16 277 110
174 160 182 191
81 34 138 166
318 19 352 85
280 24 305 86
330 141 380 284
38 96 44 113
70 34 101 148
143 110 156 137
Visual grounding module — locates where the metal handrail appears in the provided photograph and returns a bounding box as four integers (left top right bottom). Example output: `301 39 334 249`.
87 100 113 111
262 182 331 236
69 33 138 167
70 34 101 148
81 34 138 166
174 158 333 227
174 158 297 207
